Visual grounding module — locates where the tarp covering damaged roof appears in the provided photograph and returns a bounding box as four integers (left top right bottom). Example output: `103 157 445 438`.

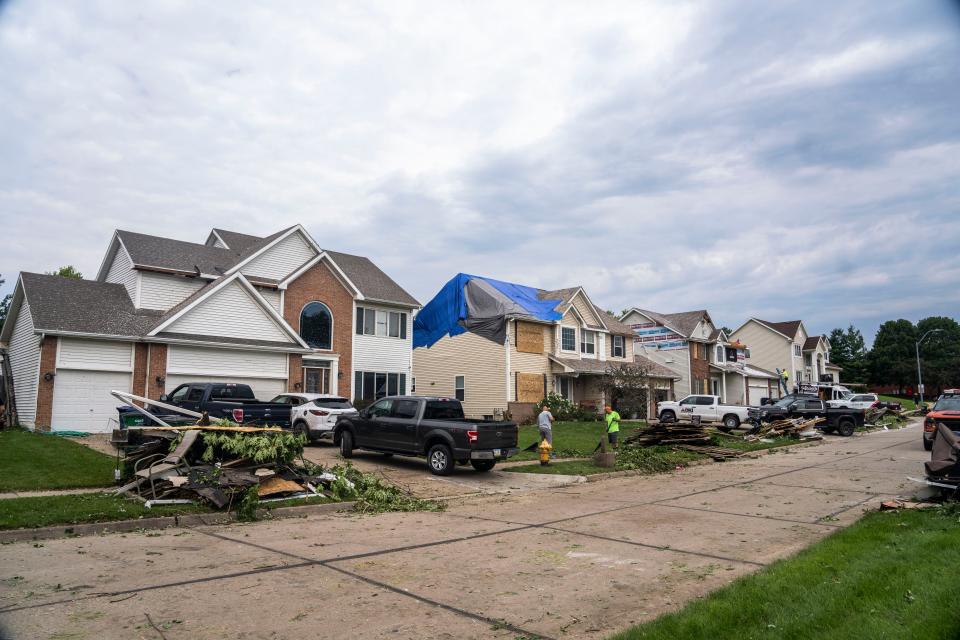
413 273 563 349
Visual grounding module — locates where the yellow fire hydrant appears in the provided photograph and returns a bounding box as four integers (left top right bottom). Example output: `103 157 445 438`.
539 439 553 466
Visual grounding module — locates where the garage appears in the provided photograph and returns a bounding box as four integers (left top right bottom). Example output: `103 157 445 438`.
51 338 134 432
165 345 288 401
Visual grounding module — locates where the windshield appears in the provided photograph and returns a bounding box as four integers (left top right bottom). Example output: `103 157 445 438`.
934 397 960 412
839 392 853 400
313 398 353 410
772 397 795 408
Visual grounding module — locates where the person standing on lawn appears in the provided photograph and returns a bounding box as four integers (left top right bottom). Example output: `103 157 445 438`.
538 405 555 447
605 405 621 449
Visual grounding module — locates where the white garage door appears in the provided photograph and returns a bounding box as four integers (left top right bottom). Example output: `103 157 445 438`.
749 385 772 405
165 375 286 401
165 345 288 401
51 369 132 432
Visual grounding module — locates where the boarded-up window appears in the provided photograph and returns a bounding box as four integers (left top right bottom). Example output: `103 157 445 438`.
516 372 545 402
516 321 545 354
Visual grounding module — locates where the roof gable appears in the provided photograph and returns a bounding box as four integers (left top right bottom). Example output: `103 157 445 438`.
755 319 803 341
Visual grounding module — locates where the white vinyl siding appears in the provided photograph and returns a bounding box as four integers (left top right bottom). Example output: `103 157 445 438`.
256 287 282 313
51 369 132 433
139 272 206 311
166 345 288 378
241 232 317 281
8 300 40 427
167 280 290 343
57 339 133 372
105 245 139 303
354 311 412 374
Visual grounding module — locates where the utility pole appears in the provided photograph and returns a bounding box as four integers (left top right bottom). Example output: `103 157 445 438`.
916 328 943 408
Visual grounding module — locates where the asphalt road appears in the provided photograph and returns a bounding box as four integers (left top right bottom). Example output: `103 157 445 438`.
0 423 927 640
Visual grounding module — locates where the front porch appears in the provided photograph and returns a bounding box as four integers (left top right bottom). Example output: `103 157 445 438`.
550 355 678 420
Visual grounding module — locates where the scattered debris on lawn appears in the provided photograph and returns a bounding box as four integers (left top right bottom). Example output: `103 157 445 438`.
880 500 938 511
864 406 908 428
676 444 747 460
744 417 824 442
622 422 711 446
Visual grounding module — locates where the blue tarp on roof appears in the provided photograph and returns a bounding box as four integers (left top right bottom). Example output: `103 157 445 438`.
413 273 563 349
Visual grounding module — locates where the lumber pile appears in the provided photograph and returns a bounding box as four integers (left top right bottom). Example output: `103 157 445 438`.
676 444 746 460
745 416 824 441
623 422 711 446
864 406 906 426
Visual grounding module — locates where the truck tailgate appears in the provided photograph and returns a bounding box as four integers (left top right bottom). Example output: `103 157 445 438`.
476 421 518 449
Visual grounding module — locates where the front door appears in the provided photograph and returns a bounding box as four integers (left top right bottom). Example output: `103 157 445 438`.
303 366 330 394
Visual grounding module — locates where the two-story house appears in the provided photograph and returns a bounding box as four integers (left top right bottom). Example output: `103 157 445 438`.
707 333 782 405
411 274 678 419
727 319 839 390
0 225 418 432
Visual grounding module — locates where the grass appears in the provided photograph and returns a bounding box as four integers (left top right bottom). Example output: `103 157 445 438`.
709 433 800 452
0 429 116 492
608 506 960 640
505 445 703 476
513 420 642 461
0 493 207 530
879 395 916 411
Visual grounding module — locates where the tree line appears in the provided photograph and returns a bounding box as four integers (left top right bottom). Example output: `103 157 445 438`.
828 317 960 393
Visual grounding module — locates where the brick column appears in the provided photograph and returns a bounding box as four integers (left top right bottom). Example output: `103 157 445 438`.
288 354 303 392
34 336 58 431
147 344 168 400
132 343 149 405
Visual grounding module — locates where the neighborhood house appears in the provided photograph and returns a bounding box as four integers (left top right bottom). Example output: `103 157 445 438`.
728 319 840 388
0 225 418 432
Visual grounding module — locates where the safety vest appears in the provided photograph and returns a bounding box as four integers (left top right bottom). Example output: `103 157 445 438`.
606 411 621 433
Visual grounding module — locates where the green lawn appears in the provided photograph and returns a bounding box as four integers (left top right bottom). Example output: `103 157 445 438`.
513 420 641 461
506 445 703 475
709 433 800 452
0 493 208 530
608 507 960 640
0 429 116 492
879 395 916 411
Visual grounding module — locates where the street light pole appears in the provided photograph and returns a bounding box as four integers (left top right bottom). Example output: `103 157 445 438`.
916 328 943 408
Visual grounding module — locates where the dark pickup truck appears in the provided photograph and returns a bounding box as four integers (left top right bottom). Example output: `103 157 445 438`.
334 396 519 475
156 382 292 427
749 396 864 437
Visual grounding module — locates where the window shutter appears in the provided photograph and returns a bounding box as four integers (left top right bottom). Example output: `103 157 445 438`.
356 307 364 334
400 313 407 339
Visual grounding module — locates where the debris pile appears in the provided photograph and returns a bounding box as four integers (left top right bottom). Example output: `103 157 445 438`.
744 416 824 441
676 444 746 460
864 406 906 426
623 422 711 446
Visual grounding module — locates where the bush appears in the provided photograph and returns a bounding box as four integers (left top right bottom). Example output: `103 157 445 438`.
535 393 601 422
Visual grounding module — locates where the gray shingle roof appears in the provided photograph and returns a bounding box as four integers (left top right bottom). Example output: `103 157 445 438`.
601 311 635 336
20 273 163 337
325 250 419 307
803 335 822 350
634 354 683 379
756 319 803 339
212 229 262 254
631 308 709 338
538 286 621 332
154 332 303 349
118 230 240 275
549 355 679 379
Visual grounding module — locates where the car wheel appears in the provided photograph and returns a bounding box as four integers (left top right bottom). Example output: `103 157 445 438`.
382 452 394 458
339 430 354 458
470 460 496 472
660 410 676 423
723 415 740 429
923 438 933 451
428 443 454 475
294 421 311 445
836 419 855 437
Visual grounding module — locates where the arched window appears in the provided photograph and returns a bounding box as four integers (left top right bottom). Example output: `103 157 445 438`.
300 302 333 350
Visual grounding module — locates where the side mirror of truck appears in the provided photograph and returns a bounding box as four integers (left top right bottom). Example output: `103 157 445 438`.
159 394 168 402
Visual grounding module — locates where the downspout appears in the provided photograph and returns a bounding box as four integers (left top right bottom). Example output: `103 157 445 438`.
504 320 511 411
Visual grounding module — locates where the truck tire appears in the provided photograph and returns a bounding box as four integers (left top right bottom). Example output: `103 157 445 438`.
470 460 496 472
659 410 676 423
923 438 933 451
836 418 855 437
339 430 355 458
428 443 454 475
722 414 740 429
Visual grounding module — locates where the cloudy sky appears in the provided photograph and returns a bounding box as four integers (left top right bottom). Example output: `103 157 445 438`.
1 1 958 342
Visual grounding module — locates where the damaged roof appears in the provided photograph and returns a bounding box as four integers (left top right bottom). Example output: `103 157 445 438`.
549 355 680 379
630 308 710 338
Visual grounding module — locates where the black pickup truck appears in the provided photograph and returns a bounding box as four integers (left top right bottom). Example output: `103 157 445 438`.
156 382 292 427
749 395 864 436
334 396 519 475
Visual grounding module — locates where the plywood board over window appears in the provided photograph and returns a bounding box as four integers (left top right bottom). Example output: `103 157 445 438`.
516 321 545 354
516 372 545 402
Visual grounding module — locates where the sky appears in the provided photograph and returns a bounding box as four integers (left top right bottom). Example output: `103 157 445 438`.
1 0 959 344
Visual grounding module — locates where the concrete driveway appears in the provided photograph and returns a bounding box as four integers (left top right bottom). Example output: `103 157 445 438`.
0 423 926 640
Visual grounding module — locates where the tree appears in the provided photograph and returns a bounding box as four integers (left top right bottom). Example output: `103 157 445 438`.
915 316 960 394
46 265 83 279
827 325 867 383
598 361 651 419
720 326 733 337
867 320 917 391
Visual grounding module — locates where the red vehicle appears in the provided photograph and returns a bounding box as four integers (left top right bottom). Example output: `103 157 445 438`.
923 392 960 451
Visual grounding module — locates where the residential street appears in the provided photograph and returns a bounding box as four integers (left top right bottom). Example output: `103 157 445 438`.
0 423 926 640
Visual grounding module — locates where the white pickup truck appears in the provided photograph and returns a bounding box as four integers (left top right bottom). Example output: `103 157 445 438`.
657 395 752 429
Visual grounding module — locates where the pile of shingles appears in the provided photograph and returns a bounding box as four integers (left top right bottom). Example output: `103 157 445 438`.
623 422 712 446
745 416 824 441
115 427 342 508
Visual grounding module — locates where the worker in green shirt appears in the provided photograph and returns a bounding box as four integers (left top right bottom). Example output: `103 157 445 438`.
604 405 621 449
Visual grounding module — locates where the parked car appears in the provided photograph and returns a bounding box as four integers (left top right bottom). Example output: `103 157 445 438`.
334 396 518 475
827 393 879 410
157 382 292 427
749 396 864 436
922 392 960 451
273 394 358 443
657 395 751 429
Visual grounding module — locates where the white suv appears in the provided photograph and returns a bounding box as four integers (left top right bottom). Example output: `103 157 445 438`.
270 393 359 443
827 393 878 410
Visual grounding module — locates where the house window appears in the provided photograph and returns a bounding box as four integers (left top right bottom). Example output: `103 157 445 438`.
561 327 576 351
580 331 595 355
794 344 801 357
300 302 332 350
355 306 407 339
411 377 416 393
455 375 465 401
716 346 724 362
558 377 572 400
612 335 624 358
745 348 751 358
354 370 407 401
303 361 331 394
